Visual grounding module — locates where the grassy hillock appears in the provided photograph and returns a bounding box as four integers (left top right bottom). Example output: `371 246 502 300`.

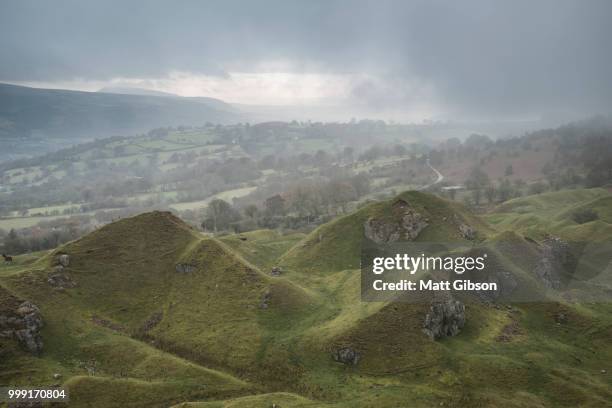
486 188 612 240
280 190 493 276
1 191 611 407
0 211 317 405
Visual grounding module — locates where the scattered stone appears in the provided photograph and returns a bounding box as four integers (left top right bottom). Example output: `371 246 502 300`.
140 311 163 332
91 315 125 333
602 369 607 374
53 373 61 379
453 215 476 240
175 263 196 273
270 266 282 276
332 347 360 365
423 296 466 340
260 290 271 309
554 312 568 324
57 254 70 267
495 318 521 342
47 271 76 289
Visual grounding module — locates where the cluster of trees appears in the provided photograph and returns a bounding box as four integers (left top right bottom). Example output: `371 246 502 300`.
579 134 612 187
198 173 372 233
0 150 265 216
0 204 171 255
433 117 612 205
1 218 93 255
459 166 523 206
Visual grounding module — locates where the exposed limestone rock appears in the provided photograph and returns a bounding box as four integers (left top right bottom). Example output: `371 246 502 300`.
458 223 476 240
534 236 573 289
58 254 70 267
332 347 360 365
47 270 76 289
175 263 196 273
453 214 476 240
0 301 44 355
364 199 428 244
423 296 465 340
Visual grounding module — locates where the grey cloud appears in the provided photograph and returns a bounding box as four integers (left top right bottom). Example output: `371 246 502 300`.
0 0 611 117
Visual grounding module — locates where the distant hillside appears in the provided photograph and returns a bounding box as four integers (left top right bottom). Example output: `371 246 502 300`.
97 86 180 97
0 83 243 161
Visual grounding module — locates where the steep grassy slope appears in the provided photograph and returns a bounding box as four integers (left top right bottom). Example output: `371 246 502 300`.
280 190 493 276
486 188 612 297
2 192 612 407
485 188 612 240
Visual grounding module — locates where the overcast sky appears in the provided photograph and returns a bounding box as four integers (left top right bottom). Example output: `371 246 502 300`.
1 0 611 120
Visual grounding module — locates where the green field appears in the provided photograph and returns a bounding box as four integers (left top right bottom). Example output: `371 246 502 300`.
169 187 257 212
0 214 85 230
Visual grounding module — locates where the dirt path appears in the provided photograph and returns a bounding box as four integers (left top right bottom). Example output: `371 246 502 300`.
417 158 444 190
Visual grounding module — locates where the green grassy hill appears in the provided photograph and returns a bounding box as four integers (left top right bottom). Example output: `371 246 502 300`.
0 212 317 405
280 190 494 276
1 191 611 407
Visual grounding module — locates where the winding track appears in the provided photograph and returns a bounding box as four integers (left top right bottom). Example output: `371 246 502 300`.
417 158 444 190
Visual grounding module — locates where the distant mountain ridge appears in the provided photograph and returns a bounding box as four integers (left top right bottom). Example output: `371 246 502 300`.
97 86 180 97
0 83 243 161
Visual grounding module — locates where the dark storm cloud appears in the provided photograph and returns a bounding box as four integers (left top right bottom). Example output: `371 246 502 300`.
1 0 611 117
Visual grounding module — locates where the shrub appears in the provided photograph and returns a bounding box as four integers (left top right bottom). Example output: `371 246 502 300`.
572 208 599 224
